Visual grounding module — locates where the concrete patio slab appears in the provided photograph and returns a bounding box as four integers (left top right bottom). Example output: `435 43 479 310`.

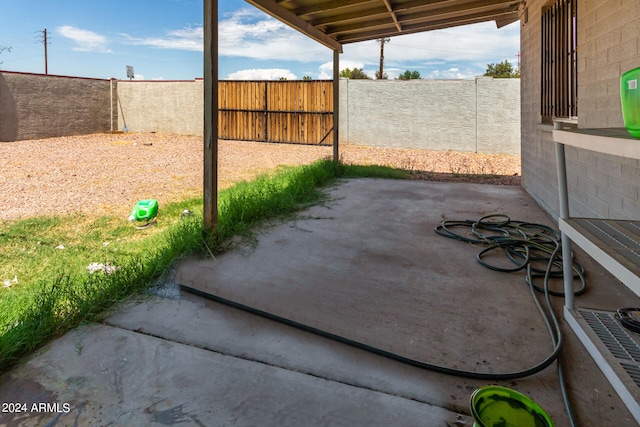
1 178 638 426
3 322 470 427
177 178 558 372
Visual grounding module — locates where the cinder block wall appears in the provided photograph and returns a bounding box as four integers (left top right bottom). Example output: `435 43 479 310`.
520 0 640 221
2 73 521 156
476 77 521 155
0 71 113 142
519 0 560 217
118 78 520 155
116 80 203 136
578 0 639 129
340 78 520 155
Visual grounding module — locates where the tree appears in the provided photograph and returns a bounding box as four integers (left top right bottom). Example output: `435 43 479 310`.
339 67 370 79
0 46 11 65
397 70 421 80
302 75 313 81
484 60 519 78
374 70 388 80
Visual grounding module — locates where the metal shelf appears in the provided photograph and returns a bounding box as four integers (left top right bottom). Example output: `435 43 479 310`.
560 218 640 297
553 128 640 159
554 127 640 423
565 308 640 422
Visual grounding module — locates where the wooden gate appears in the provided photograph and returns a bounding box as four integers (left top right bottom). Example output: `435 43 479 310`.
218 80 334 145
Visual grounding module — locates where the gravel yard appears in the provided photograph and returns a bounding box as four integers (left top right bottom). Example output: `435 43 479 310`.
1 133 520 221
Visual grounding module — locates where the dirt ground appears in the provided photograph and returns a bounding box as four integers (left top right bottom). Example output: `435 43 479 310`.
0 133 521 221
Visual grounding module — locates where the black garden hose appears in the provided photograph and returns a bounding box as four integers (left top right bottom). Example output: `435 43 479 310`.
182 213 580 426
435 214 579 426
615 308 640 333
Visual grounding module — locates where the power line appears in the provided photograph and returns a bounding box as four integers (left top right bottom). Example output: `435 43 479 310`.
0 32 42 54
0 31 41 44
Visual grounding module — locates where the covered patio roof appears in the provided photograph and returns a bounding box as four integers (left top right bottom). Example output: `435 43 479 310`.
245 0 521 51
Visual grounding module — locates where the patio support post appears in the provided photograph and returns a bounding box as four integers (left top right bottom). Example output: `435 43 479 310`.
333 49 340 167
555 140 575 310
203 0 218 232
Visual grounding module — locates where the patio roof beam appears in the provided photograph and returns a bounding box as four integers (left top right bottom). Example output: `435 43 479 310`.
296 0 376 17
324 0 518 39
245 0 343 52
308 7 389 28
244 0 519 47
382 0 403 32
397 0 520 24
333 9 518 43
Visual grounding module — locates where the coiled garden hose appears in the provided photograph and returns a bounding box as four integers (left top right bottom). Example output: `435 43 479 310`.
436 214 578 426
615 308 640 334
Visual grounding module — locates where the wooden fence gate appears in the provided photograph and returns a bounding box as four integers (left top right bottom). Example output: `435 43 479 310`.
218 80 334 145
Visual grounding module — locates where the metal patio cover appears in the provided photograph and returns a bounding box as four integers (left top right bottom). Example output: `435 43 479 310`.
245 0 521 51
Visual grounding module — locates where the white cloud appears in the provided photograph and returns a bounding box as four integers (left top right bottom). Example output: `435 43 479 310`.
116 9 518 81
57 25 112 53
427 67 477 79
226 68 297 80
340 21 519 66
219 8 329 61
121 26 203 51
237 18 519 80
329 21 520 80
117 8 330 61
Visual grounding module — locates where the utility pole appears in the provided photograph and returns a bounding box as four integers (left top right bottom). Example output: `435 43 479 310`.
377 37 390 80
43 28 48 74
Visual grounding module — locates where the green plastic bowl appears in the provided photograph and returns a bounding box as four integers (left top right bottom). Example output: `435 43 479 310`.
470 386 554 427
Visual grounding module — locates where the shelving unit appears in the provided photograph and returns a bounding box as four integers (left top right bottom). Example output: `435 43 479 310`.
553 126 640 423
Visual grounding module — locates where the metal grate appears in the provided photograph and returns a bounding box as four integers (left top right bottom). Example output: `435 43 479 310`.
573 219 640 271
580 310 640 387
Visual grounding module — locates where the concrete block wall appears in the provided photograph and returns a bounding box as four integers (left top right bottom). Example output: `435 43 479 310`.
118 78 520 155
520 0 640 221
578 0 639 129
1 73 521 156
340 78 520 155
116 80 203 136
519 0 561 217
476 77 521 155
0 71 113 142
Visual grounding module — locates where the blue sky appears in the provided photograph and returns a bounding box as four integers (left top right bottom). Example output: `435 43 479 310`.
0 0 520 81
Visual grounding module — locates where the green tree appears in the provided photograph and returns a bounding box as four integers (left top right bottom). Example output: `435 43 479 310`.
302 75 313 81
397 70 421 80
339 67 370 79
484 60 519 78
374 70 388 80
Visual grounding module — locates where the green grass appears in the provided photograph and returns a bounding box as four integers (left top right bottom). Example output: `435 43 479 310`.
0 159 409 371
